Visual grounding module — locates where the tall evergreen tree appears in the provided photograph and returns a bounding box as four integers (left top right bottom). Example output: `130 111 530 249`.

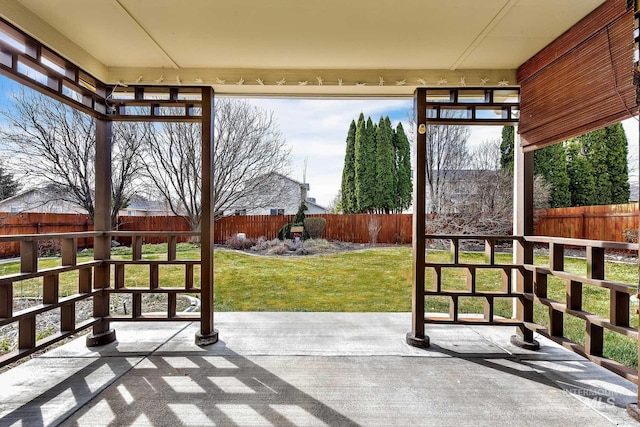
355 114 377 212
604 123 630 204
375 116 395 213
0 161 18 200
582 128 611 205
358 118 378 212
500 126 515 172
534 143 571 208
340 120 357 213
394 122 412 212
566 141 596 206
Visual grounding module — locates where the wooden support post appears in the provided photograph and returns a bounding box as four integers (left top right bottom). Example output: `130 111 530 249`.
549 308 564 337
195 86 218 346
484 296 494 322
61 237 77 266
449 239 459 264
61 303 75 332
168 235 177 261
466 267 476 293
43 274 59 304
79 267 92 294
132 293 142 318
20 240 38 273
628 61 640 419
549 243 564 271
587 246 605 280
132 236 143 260
566 280 583 311
168 293 177 318
0 283 12 318
86 117 116 347
511 134 539 350
586 322 604 357
610 290 630 327
449 296 459 322
186 264 194 289
433 267 442 292
407 88 429 348
115 264 125 289
484 239 495 265
19 316 36 349
150 264 159 289
501 268 511 294
534 271 547 298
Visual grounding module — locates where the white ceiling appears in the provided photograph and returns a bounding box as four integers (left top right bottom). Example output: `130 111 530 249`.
0 0 606 95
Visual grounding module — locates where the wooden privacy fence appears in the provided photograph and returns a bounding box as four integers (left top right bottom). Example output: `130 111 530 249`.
0 205 637 257
213 213 413 244
534 203 639 243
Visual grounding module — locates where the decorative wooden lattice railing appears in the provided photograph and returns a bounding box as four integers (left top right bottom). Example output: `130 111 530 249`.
0 231 200 368
423 234 639 382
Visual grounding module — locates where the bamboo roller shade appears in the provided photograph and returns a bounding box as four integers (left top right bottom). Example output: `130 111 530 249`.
517 0 638 150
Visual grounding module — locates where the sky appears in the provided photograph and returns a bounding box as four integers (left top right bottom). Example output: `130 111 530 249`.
245 98 640 207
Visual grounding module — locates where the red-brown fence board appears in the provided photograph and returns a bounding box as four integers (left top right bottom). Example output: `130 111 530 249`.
0 205 636 258
117 216 192 245
0 212 93 257
534 203 639 242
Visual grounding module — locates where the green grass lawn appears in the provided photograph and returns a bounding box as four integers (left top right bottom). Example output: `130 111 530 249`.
3 242 638 368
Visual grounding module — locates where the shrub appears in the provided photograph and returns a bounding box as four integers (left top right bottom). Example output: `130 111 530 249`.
226 235 256 250
278 223 293 240
304 217 326 239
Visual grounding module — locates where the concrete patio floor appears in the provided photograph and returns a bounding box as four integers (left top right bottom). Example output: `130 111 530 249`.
0 312 638 426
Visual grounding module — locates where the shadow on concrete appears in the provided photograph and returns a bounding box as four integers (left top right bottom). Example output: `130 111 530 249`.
427 342 636 410
1 341 359 426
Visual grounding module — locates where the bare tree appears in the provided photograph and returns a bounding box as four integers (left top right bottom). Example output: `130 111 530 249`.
0 88 145 226
425 122 470 214
426 139 551 235
140 99 291 230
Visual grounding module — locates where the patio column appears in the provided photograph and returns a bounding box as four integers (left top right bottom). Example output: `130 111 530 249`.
407 88 429 348
510 132 538 350
87 117 116 346
627 92 640 421
196 86 219 345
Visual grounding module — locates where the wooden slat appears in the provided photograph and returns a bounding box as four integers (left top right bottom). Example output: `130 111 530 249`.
0 261 101 285
0 292 95 327
0 318 98 368
518 0 637 148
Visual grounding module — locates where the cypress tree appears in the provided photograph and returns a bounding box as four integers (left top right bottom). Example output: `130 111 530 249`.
500 126 515 172
534 143 571 208
340 120 357 213
359 118 378 212
394 122 412 212
375 116 395 213
566 141 596 206
354 113 368 212
582 128 611 205
604 123 630 204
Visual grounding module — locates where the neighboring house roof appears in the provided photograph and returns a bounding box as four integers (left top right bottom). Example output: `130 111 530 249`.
304 199 328 213
125 198 169 212
0 186 88 214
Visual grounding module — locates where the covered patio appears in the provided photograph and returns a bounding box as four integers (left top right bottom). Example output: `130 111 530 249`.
1 313 637 426
0 0 639 425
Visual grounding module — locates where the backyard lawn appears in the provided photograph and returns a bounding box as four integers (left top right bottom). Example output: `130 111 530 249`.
2 242 638 368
